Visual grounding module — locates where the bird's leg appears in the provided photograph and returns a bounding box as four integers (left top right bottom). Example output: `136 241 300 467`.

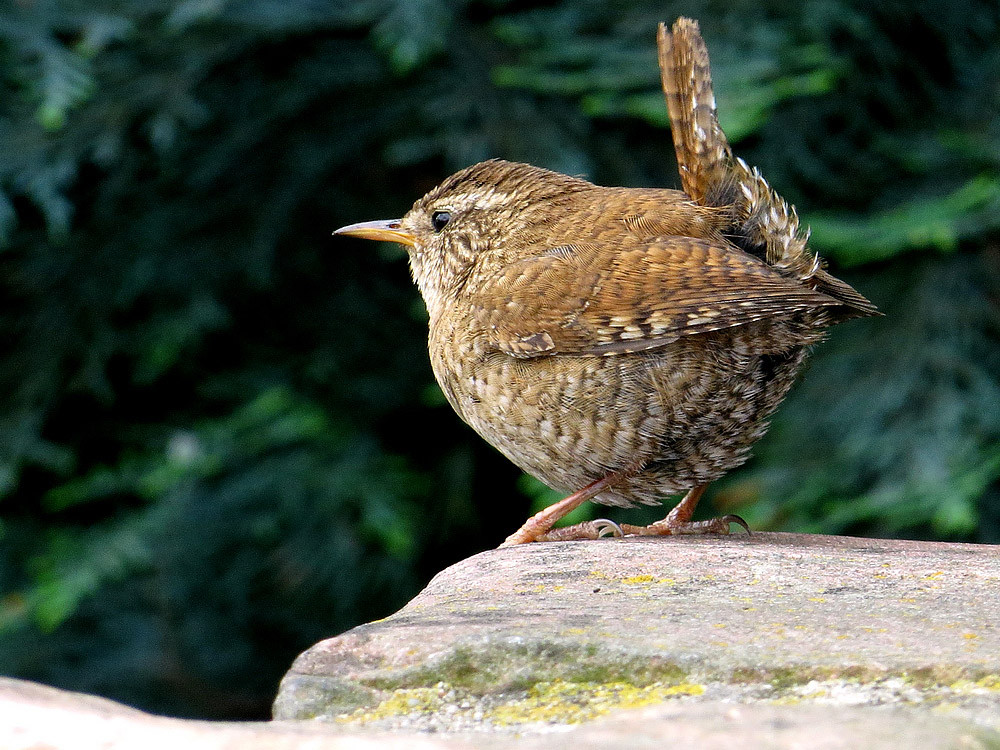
618 484 750 536
500 473 625 547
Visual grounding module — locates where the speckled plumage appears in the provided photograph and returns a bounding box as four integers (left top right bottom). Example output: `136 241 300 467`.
418 163 851 509
336 18 877 544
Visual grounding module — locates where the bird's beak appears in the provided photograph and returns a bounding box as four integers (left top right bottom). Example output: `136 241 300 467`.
333 219 415 247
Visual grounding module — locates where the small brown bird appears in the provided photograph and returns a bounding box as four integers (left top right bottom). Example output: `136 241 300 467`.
336 18 878 546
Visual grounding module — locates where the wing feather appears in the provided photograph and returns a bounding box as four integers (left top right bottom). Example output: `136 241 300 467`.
472 236 841 358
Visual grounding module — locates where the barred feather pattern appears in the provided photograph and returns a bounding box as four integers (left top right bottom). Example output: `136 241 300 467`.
658 19 731 207
659 19 819 284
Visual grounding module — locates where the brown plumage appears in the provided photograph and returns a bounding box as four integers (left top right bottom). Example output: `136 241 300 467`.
335 18 878 546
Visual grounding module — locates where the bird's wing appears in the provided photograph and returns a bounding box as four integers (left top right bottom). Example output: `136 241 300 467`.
471 236 842 358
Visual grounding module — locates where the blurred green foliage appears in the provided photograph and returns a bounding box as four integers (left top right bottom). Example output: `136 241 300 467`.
1 0 998 719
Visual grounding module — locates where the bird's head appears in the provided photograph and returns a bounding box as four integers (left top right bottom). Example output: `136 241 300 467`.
334 159 592 315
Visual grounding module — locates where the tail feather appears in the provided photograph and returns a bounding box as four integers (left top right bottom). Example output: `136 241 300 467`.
657 19 730 206
658 18 879 319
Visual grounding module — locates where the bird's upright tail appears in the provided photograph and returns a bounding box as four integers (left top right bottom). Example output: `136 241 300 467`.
658 18 879 317
657 18 730 207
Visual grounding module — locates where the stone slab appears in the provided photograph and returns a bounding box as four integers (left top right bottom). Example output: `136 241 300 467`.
2 676 997 750
4 533 1000 749
275 533 1000 737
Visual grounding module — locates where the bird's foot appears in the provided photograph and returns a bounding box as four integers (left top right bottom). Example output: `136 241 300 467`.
619 484 750 537
499 475 622 547
498 480 747 546
618 514 750 536
535 519 623 542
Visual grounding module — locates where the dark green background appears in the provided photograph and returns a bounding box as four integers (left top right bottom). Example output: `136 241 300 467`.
1 0 998 720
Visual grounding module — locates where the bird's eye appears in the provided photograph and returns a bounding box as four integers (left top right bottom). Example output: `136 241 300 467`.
431 211 452 232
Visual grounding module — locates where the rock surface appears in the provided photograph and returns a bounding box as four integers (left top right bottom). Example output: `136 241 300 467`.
3 674 996 750
2 675 997 750
276 533 1000 743
4 533 1000 749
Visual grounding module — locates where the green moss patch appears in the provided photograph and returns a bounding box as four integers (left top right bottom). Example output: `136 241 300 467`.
363 641 688 695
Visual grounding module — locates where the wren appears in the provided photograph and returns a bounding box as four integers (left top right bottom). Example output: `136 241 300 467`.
335 18 878 546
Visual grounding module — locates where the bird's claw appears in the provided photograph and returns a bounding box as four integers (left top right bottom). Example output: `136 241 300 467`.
592 518 624 538
720 514 751 535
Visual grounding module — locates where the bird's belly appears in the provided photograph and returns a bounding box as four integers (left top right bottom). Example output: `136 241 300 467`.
431 326 808 508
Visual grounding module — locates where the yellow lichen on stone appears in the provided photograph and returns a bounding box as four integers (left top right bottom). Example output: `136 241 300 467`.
978 675 1000 690
950 675 1000 694
488 679 705 726
771 687 828 705
949 679 976 693
339 686 447 724
622 574 656 585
